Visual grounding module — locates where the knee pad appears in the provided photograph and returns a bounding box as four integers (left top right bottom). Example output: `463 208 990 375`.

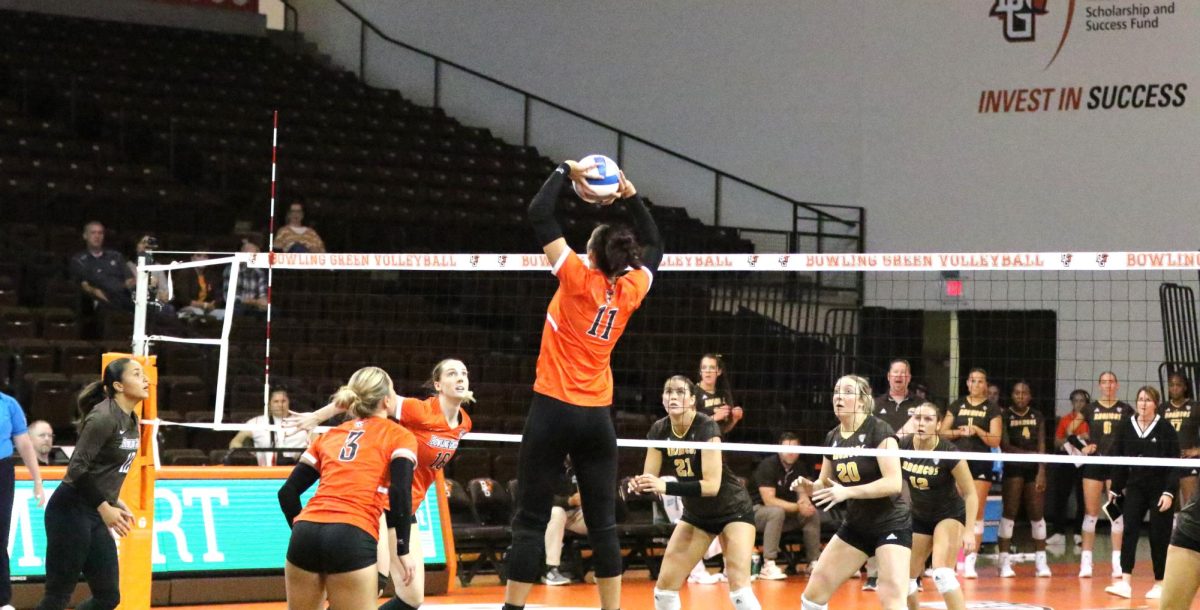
908 578 919 597
998 517 1015 539
1031 519 1047 540
1110 515 1124 535
654 588 681 610
589 526 623 578
932 567 960 594
729 586 762 610
973 521 984 535
800 594 829 610
1082 514 1099 533
379 599 419 610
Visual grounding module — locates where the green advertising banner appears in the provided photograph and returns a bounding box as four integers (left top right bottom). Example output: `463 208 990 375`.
10 478 445 579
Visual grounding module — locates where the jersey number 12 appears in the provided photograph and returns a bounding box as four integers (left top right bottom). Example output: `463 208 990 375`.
587 305 619 340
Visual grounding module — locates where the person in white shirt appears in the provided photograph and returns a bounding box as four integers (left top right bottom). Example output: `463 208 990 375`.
228 389 308 466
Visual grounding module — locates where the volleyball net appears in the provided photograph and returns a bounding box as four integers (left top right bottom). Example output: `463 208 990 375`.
129 249 1200 477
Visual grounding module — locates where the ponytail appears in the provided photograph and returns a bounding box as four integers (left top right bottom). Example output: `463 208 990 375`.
76 357 135 421
588 224 643 278
330 366 393 419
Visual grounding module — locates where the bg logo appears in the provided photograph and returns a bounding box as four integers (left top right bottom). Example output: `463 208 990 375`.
990 0 1047 42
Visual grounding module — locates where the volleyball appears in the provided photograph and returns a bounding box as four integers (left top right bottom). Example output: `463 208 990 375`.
573 154 621 203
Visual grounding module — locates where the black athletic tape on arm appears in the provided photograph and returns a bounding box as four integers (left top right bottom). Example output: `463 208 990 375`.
528 164 569 246
664 480 702 497
277 462 319 527
388 458 415 555
623 193 663 272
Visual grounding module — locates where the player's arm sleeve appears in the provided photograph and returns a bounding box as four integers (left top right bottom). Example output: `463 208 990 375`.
387 456 416 555
622 193 662 273
277 462 320 527
65 415 117 508
528 163 569 247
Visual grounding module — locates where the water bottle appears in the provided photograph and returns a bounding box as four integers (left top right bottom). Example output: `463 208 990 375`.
751 552 762 576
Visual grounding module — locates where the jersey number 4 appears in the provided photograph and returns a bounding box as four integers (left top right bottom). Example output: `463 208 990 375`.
339 430 365 462
586 305 619 340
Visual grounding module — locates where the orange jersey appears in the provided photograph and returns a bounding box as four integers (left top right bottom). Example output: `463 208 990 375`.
533 250 652 406
295 416 418 539
400 395 473 513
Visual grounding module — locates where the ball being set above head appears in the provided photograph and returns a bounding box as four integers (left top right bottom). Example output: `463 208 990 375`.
573 154 621 204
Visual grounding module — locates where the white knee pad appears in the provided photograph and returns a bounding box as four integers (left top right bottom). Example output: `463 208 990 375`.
998 517 1015 539
654 588 681 610
729 586 761 610
1110 515 1124 535
908 578 919 597
800 594 829 610
973 521 984 535
1082 514 1099 533
1031 518 1047 540
932 567 960 594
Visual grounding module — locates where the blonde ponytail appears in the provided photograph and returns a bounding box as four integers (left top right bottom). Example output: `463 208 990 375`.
329 366 394 419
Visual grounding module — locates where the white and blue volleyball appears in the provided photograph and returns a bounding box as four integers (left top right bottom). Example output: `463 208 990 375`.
573 154 621 203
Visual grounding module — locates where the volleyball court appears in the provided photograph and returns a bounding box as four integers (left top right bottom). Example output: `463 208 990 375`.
119 246 1200 609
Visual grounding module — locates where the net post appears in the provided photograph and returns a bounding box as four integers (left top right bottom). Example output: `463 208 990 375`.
107 352 157 610
131 257 151 357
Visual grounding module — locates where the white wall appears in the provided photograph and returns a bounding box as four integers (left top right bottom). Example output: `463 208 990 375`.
287 0 1200 413
286 0 1198 252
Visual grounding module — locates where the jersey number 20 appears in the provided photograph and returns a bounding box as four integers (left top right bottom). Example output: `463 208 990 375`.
587 306 619 340
339 431 365 462
836 462 861 483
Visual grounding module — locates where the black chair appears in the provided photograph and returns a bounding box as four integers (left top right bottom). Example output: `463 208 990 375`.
454 477 511 585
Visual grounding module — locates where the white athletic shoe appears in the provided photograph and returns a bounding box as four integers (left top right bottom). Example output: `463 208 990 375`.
963 553 978 579
1145 584 1163 599
1078 562 1092 578
687 570 724 585
1104 581 1132 599
1045 533 1065 545
758 560 787 581
1035 560 1052 577
1000 563 1016 578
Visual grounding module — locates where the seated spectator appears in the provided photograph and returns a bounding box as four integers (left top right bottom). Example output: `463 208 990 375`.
125 234 170 305
543 458 587 586
69 221 134 312
23 420 69 466
223 236 267 319
228 389 307 466
171 248 225 321
752 431 822 579
274 200 326 253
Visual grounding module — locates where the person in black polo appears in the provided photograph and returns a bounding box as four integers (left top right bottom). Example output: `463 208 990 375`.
69 221 134 313
875 359 921 438
751 431 821 579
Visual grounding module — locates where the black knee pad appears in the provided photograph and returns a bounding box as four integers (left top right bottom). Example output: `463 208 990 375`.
505 526 549 583
379 598 419 610
589 525 623 578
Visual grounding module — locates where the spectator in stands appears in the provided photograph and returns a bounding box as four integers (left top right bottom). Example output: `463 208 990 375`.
70 221 134 312
26 420 68 466
696 354 743 436
274 200 326 253
1 391 44 610
752 431 820 579
913 382 930 402
875 359 921 437
988 383 1003 409
223 236 268 319
171 248 225 321
228 389 307 466
1048 389 1090 544
543 458 587 586
125 234 169 305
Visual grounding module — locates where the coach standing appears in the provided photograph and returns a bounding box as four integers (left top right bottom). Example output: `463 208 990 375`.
0 391 43 610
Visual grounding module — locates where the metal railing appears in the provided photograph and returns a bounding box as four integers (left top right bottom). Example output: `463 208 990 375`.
280 0 865 263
